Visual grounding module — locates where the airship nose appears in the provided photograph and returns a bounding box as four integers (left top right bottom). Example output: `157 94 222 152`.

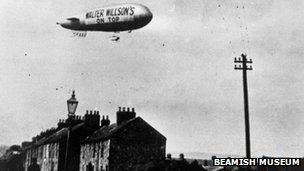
136 6 153 26
144 7 153 22
146 11 153 23
56 20 72 28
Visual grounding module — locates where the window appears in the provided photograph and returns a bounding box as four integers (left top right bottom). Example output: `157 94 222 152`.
93 145 96 158
86 163 94 171
100 142 104 158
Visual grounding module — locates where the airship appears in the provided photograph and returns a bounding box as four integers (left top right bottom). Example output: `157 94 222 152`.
57 3 153 37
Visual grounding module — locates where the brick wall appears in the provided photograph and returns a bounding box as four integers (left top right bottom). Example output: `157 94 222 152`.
80 140 110 171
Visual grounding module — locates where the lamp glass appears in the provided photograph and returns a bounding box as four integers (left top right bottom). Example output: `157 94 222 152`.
67 102 78 114
67 91 78 115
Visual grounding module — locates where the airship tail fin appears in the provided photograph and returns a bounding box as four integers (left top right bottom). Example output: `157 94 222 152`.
71 31 87 37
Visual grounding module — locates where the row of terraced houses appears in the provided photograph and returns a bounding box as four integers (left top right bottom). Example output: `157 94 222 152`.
0 92 166 171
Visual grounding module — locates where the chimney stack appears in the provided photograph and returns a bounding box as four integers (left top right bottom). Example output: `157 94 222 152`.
116 106 136 125
84 109 100 128
100 115 111 127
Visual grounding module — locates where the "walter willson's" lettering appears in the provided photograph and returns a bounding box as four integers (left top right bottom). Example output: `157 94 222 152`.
86 6 135 19
213 158 301 166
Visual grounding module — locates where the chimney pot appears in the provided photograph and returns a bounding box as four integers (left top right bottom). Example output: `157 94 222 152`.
97 111 99 115
123 107 125 111
127 107 130 112
132 108 135 112
94 111 96 114
106 115 109 120
102 115 105 119
119 107 121 111
90 110 92 114
86 110 89 114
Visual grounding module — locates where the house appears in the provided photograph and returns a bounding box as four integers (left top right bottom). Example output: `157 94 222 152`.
24 110 101 171
1 91 166 171
79 107 167 171
23 91 101 171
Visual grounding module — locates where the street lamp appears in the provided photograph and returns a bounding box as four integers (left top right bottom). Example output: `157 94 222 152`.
65 90 78 170
67 90 78 115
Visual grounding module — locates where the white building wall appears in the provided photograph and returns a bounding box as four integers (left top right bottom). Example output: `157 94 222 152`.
25 142 59 171
79 140 110 171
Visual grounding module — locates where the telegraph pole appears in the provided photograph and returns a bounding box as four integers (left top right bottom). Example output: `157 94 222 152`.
234 54 253 158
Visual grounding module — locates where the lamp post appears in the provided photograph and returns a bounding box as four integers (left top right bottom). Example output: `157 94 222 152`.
65 90 78 170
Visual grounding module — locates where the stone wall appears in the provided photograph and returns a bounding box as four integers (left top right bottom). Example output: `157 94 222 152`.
41 143 60 171
24 147 38 171
24 142 59 171
108 119 166 170
109 138 165 170
79 140 110 171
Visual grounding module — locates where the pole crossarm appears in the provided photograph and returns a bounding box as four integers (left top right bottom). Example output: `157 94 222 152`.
234 58 253 63
234 54 253 71
234 66 253 70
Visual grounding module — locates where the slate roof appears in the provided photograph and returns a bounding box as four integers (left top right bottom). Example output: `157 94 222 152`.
83 117 166 143
47 122 84 143
23 122 84 150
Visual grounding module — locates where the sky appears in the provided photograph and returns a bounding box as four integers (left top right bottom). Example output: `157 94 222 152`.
0 0 304 158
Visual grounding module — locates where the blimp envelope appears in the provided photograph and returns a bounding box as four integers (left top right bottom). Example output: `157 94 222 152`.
59 3 153 32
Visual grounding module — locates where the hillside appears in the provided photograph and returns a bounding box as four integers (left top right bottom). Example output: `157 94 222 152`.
170 152 244 160
0 145 9 158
